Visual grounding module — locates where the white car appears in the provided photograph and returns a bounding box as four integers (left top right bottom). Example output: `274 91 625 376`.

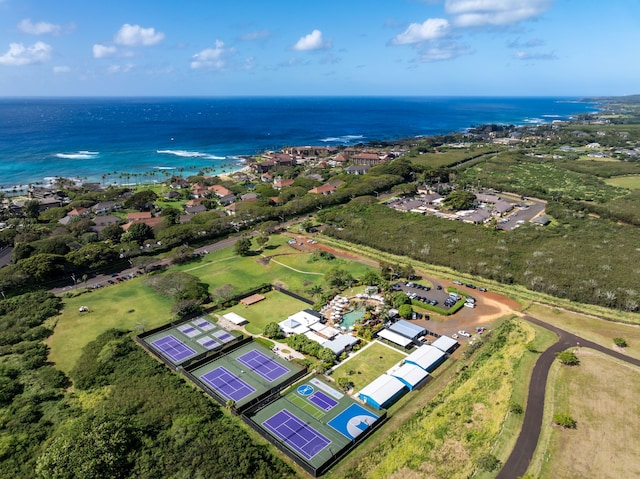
457 330 471 337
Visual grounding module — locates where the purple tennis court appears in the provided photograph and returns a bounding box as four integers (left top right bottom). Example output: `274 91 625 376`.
308 391 338 411
151 335 196 363
200 366 256 401
262 409 332 460
236 349 290 382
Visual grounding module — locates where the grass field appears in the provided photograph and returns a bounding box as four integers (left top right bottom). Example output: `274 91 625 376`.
47 279 174 373
217 290 312 335
408 146 501 169
526 303 640 360
531 350 640 479
331 341 407 392
605 174 640 189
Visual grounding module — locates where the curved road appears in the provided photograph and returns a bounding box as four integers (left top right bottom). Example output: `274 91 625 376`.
496 315 640 479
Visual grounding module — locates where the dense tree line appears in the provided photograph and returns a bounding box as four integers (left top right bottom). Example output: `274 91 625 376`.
319 200 640 312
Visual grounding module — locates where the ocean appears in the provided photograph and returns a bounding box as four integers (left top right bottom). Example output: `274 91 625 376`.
0 97 598 190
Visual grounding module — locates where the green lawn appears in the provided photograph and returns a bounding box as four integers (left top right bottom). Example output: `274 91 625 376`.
331 341 407 392
47 279 174 373
605 174 640 189
217 290 312 335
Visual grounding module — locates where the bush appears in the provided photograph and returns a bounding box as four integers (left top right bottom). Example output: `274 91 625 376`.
553 412 577 428
556 350 579 366
613 337 628 348
509 401 524 415
477 453 501 472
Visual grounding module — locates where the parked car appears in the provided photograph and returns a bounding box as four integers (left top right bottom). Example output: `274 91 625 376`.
453 280 462 285
458 330 471 337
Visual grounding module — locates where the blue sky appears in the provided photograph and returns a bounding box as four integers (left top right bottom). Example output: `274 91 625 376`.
0 0 638 97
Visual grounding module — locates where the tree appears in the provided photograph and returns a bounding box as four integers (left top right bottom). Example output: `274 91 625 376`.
263 322 284 340
398 303 413 319
123 189 158 211
100 224 124 243
361 270 381 286
336 377 354 392
443 190 477 211
24 199 40 219
234 236 252 256
161 206 181 225
170 245 195 265
325 267 354 289
122 222 154 245
17 253 65 281
556 350 579 366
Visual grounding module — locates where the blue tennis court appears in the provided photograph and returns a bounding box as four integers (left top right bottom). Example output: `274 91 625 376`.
151 335 196 362
211 330 234 343
263 409 332 460
236 349 290 382
200 366 256 401
308 391 338 411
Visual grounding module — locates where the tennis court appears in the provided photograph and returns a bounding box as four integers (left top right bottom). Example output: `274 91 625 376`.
263 409 332 460
189 342 304 408
248 377 383 473
151 335 197 362
200 366 256 401
142 317 241 365
237 349 290 382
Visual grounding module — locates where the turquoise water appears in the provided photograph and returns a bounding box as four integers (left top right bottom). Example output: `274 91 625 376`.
340 309 365 329
0 97 597 188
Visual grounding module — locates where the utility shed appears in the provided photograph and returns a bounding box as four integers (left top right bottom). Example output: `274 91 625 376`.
388 320 426 340
377 328 413 348
358 374 407 410
404 345 446 372
431 335 458 354
389 363 429 390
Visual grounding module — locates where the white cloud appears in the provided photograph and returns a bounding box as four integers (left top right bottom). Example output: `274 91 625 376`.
107 63 135 74
391 18 450 45
417 41 472 62
513 50 556 60
53 65 71 73
293 29 330 51
18 18 61 35
445 0 554 27
190 40 229 70
93 43 117 59
114 24 164 46
0 41 52 66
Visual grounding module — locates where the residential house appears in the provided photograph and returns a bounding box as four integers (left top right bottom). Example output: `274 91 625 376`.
345 165 370 175
308 184 336 195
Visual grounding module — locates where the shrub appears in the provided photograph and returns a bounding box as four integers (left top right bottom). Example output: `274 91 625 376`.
509 402 524 415
556 350 579 366
553 412 577 428
477 453 501 472
613 337 628 348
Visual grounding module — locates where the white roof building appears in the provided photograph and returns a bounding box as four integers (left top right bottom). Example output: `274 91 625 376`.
389 363 429 390
377 328 414 348
278 310 321 336
322 333 359 355
358 374 407 410
404 345 446 372
222 312 248 325
431 335 458 354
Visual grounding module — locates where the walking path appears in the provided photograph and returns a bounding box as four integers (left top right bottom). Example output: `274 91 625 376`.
495 315 640 479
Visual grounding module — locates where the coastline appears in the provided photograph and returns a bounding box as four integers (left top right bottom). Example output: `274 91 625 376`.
0 96 600 192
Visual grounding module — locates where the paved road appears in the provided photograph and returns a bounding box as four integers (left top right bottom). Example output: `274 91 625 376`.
496 315 640 479
50 235 240 296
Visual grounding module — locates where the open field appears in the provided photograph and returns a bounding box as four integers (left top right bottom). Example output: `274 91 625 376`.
605 174 640 189
330 341 407 392
475 319 558 479
408 146 501 169
335 318 532 479
526 303 640 360
531 350 640 479
216 290 311 335
47 279 174 373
